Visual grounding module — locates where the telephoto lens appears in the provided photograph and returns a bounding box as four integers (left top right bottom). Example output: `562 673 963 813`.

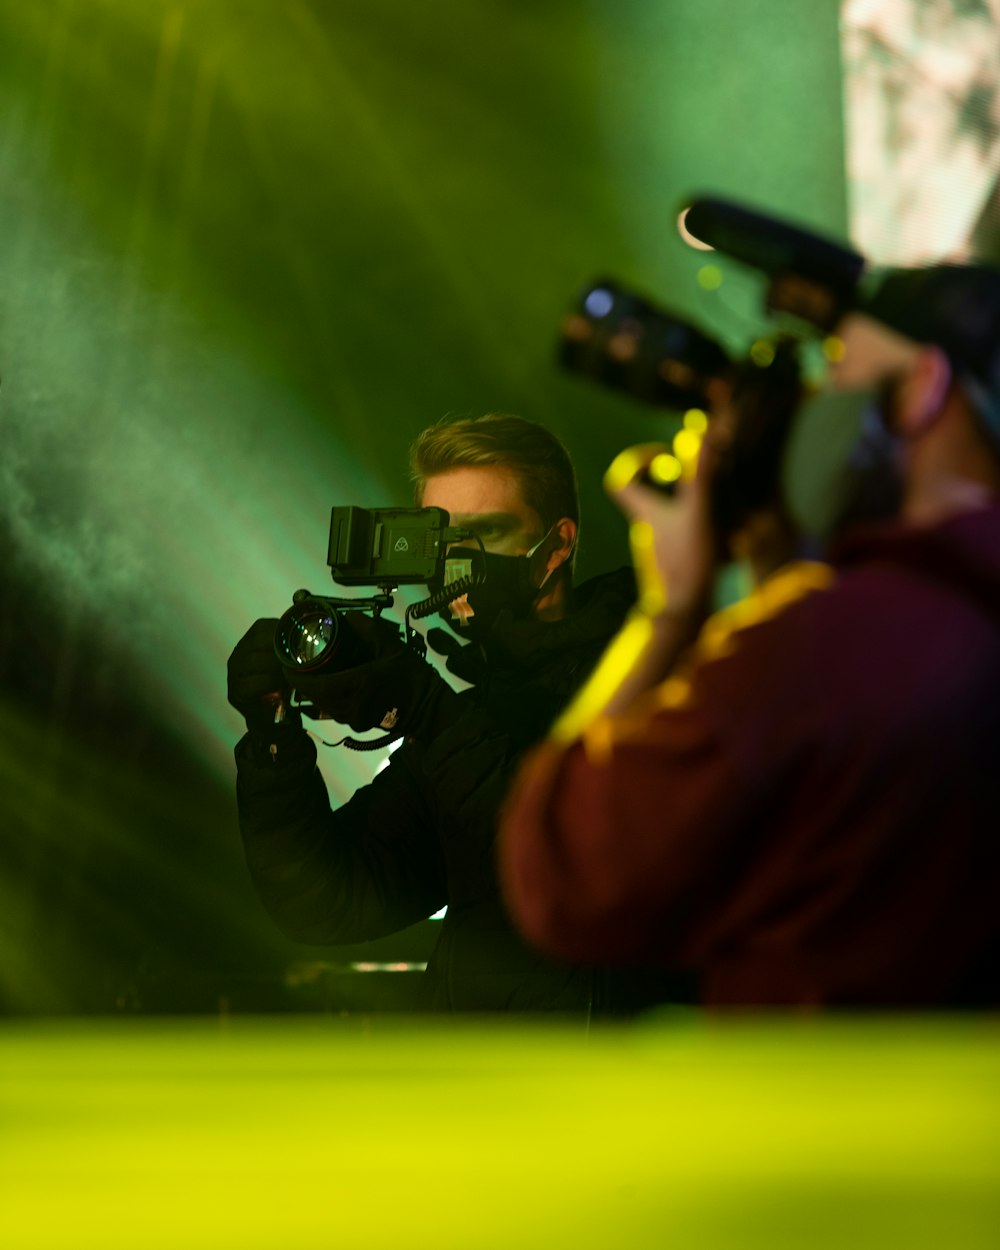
274 592 365 674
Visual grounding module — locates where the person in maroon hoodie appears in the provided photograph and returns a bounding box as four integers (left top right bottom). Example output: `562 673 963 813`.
499 262 1000 1008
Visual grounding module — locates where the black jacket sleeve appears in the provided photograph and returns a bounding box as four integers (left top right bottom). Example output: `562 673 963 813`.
415 677 572 904
234 637 607 945
235 724 448 944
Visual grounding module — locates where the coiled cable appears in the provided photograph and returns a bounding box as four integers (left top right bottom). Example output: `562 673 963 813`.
407 572 483 621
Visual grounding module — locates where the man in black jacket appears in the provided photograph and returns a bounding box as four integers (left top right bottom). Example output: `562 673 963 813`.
227 413 651 1012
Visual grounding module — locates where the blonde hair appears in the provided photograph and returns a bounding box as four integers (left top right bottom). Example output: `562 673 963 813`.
409 413 579 531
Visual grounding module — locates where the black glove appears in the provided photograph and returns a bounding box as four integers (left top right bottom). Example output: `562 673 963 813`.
286 633 460 740
227 618 295 737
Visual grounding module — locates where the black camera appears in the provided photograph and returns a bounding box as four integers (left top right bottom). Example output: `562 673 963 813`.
274 506 480 675
558 274 807 545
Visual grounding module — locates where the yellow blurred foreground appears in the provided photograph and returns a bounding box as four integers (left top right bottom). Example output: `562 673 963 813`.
1 1014 997 1249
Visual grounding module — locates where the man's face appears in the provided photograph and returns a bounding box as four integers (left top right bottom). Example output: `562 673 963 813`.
421 464 546 556
420 464 556 629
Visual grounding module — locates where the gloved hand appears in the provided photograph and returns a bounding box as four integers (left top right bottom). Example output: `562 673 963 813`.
227 618 294 737
287 631 460 740
604 441 717 621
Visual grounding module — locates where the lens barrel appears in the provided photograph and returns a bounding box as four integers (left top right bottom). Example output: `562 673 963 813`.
275 597 349 672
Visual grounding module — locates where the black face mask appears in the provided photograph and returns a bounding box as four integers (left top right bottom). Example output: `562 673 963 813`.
435 532 556 642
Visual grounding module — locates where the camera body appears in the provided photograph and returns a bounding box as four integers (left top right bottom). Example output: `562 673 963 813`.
275 506 477 677
559 274 807 543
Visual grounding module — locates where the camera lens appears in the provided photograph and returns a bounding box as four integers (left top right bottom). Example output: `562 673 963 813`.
274 598 341 670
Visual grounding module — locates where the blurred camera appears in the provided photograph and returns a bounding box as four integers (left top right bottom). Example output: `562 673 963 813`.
558 274 808 545
559 277 730 410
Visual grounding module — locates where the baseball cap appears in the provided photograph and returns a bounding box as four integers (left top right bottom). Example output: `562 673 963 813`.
860 263 1000 447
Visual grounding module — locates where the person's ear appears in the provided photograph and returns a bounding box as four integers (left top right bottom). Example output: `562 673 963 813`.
895 345 953 436
543 517 577 575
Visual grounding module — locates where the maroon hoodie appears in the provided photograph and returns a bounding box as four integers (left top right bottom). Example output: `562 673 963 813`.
500 506 1000 1007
